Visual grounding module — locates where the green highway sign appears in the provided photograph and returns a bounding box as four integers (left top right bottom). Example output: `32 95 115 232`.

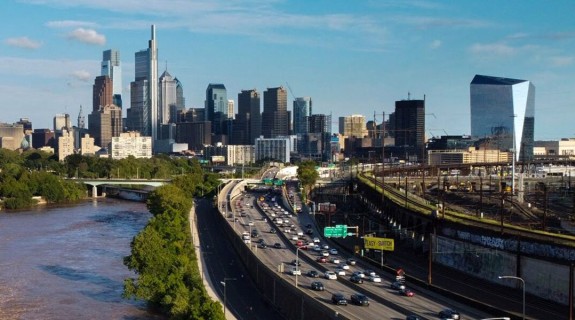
324 225 348 238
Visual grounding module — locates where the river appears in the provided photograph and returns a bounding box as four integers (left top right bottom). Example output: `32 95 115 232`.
0 198 165 320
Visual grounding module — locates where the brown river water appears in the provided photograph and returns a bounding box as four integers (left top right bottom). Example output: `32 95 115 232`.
0 198 165 320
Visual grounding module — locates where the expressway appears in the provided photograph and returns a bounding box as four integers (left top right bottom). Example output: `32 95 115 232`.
225 183 498 320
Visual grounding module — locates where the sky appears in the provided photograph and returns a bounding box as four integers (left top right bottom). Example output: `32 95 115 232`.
1 0 574 140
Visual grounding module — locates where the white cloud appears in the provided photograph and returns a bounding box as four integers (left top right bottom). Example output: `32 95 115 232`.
46 20 98 28
67 28 106 45
70 70 92 82
430 39 442 49
549 56 574 67
4 37 42 49
469 42 516 57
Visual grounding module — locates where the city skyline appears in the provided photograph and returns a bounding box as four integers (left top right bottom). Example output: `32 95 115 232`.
1 0 574 140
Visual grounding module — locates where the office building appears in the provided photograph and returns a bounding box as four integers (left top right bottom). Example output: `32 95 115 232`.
205 83 228 135
261 86 288 138
234 89 261 145
80 134 96 155
227 99 235 120
101 49 122 107
394 98 425 160
339 115 367 138
255 136 291 163
293 97 312 135
57 128 75 161
54 114 72 136
178 108 205 123
176 121 211 151
32 129 55 149
88 104 122 148
470 74 535 161
126 25 158 142
159 69 177 126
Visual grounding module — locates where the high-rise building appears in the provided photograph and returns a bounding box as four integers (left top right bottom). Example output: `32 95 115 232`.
300 113 332 160
470 74 535 161
293 97 312 135
53 114 71 136
261 86 288 138
233 89 261 145
126 25 158 143
174 77 185 119
92 75 113 112
88 105 122 148
57 128 74 161
111 132 152 159
394 98 425 160
101 49 122 107
227 100 235 120
159 70 176 125
205 83 227 135
339 115 367 138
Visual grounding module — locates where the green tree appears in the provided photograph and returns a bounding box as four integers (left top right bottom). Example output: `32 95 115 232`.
297 160 319 200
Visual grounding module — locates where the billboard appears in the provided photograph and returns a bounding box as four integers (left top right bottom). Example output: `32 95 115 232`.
211 155 225 163
363 237 394 251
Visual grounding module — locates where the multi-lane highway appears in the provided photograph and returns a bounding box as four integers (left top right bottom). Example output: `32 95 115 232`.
224 182 498 320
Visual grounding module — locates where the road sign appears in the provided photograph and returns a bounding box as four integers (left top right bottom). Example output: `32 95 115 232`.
363 237 395 251
323 225 348 238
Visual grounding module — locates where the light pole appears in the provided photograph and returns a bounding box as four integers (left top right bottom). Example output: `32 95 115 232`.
221 277 237 318
498 275 525 320
295 246 303 287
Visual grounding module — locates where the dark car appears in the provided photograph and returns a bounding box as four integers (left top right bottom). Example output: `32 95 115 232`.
438 308 460 320
310 281 324 291
273 243 282 249
391 281 406 290
251 230 259 238
257 242 267 249
331 293 347 305
350 275 364 284
306 228 313 235
269 228 276 234
405 315 422 320
350 293 369 306
307 270 319 278
291 259 301 266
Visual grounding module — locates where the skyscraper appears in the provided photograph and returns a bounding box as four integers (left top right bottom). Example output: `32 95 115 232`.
293 97 312 136
261 86 288 138
234 89 261 145
394 98 425 160
127 25 158 143
470 74 535 161
205 83 227 135
339 115 367 138
92 75 113 112
159 69 176 124
101 49 122 108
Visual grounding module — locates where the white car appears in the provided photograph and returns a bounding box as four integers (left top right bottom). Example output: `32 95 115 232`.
339 264 350 270
368 275 382 283
322 244 330 250
330 257 340 264
329 248 338 255
291 268 301 276
335 268 346 276
324 271 337 280
322 250 330 257
313 237 320 243
291 235 299 241
313 245 321 252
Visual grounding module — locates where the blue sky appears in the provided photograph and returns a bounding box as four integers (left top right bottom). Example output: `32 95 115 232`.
1 0 574 140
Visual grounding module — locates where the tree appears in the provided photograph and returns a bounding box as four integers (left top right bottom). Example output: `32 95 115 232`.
297 160 319 201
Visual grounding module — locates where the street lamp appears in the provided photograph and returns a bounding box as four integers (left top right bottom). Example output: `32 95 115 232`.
220 277 237 318
498 275 525 320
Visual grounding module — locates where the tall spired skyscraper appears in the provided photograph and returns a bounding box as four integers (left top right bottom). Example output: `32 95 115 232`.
101 49 122 108
159 69 176 124
470 74 535 161
127 25 159 144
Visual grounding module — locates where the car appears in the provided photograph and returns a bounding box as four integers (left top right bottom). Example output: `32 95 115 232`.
306 228 313 235
405 315 422 320
257 242 267 249
438 308 460 320
310 281 324 291
329 248 338 255
313 245 321 252
316 257 327 263
364 270 376 277
324 271 337 280
291 235 299 241
269 228 276 234
257 238 265 244
273 243 282 249
313 237 320 243
350 293 369 306
248 221 254 226
321 251 330 257
291 259 301 266
400 289 415 297
368 274 381 282
251 231 259 238
307 270 319 278
350 275 363 284
322 244 330 250
352 271 365 278
347 258 357 266
335 268 346 276
339 264 350 270
306 223 312 229
330 257 340 264
391 281 406 290
290 268 301 276
331 293 347 305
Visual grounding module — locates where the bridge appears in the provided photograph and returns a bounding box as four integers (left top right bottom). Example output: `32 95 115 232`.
71 178 170 197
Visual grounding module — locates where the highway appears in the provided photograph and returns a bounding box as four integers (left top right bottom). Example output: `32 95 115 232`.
225 183 497 320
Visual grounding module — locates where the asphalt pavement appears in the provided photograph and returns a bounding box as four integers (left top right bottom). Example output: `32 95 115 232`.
195 198 282 320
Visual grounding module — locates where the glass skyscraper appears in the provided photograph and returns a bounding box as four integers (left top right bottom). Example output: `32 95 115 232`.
470 74 535 161
101 49 122 108
293 97 312 135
